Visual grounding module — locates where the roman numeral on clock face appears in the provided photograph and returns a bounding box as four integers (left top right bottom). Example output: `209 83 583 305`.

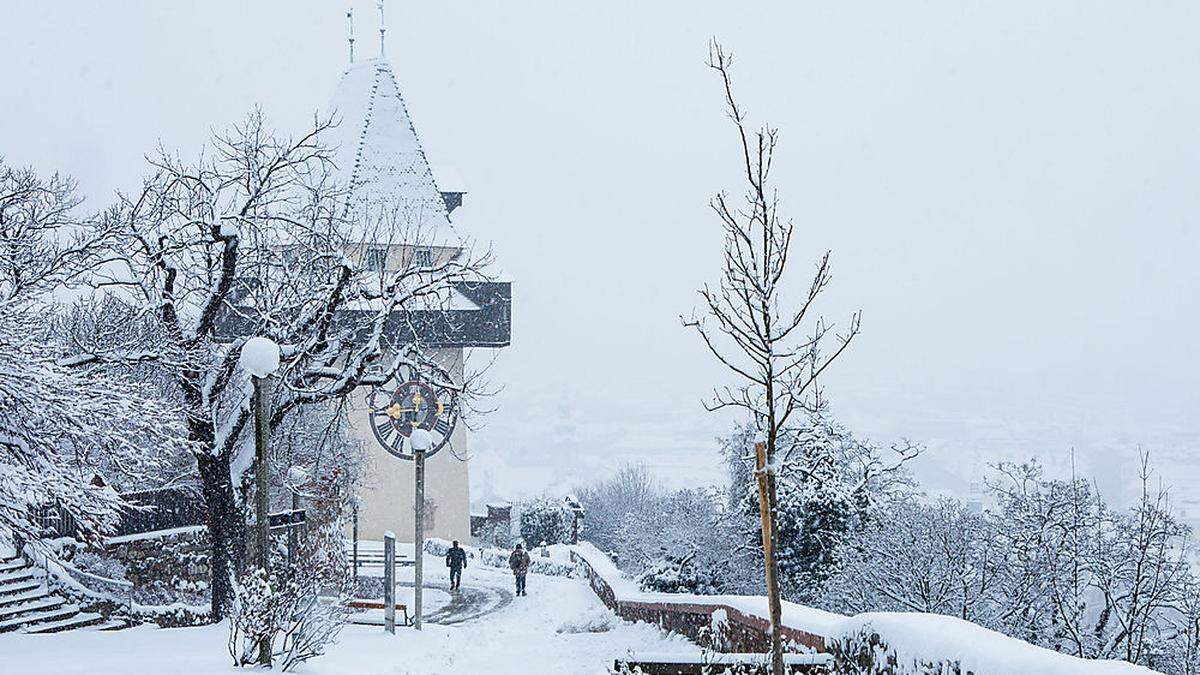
434 418 452 436
373 416 394 439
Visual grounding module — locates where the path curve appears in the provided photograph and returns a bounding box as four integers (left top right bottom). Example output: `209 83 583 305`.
397 576 513 625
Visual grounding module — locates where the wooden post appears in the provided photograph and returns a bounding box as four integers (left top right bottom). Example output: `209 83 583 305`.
352 500 360 589
288 482 300 571
755 440 784 675
413 449 426 630
252 374 272 668
383 532 396 634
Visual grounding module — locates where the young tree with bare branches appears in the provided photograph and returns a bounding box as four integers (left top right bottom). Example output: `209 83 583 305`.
683 42 862 675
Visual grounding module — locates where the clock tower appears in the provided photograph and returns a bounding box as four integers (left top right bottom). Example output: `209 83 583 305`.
324 55 510 544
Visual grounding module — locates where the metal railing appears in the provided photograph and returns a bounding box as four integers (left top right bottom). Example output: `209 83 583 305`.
30 487 207 540
23 546 135 616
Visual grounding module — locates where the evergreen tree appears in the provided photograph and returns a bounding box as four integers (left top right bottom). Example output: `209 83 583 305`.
724 415 916 601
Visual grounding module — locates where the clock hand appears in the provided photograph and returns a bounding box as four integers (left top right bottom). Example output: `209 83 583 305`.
374 404 422 418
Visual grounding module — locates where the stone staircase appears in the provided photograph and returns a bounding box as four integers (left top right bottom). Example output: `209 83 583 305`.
0 553 111 634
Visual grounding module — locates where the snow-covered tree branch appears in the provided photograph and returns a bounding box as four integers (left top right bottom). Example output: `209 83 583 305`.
63 110 497 619
0 159 192 551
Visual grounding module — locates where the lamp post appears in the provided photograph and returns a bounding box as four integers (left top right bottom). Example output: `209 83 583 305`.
409 427 433 631
239 336 280 668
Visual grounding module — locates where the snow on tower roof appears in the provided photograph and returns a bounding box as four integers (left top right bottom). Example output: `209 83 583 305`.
324 58 462 248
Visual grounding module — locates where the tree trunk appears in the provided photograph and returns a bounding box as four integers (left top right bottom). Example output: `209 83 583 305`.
755 441 786 675
198 452 245 621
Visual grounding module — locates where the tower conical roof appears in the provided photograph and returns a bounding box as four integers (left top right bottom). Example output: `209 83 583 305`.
325 58 455 246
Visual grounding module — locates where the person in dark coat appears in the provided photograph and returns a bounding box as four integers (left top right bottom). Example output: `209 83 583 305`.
508 543 531 596
445 540 468 590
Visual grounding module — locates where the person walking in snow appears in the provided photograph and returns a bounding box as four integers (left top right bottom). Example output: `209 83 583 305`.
508 543 531 596
445 540 468 590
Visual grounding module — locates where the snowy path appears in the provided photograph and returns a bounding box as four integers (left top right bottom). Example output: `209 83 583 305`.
353 575 513 626
0 567 697 674
405 575 513 625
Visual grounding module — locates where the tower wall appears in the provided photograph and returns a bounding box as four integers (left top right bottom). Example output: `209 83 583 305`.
347 347 472 544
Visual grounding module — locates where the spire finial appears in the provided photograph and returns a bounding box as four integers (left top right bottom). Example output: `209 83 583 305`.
346 5 356 64
377 0 386 58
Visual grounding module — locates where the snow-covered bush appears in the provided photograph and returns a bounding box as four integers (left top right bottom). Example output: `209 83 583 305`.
476 519 514 548
576 466 730 581
518 497 573 546
556 605 617 634
229 569 280 667
229 512 352 670
69 550 128 582
273 582 349 671
637 549 722 595
228 566 350 671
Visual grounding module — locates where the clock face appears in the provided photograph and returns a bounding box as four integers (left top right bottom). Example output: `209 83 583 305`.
367 365 459 460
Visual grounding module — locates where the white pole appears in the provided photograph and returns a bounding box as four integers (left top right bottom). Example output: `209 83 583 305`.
413 449 425 630
383 531 396 634
409 428 433 631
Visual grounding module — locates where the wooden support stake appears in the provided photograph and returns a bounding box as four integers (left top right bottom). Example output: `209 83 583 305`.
755 440 785 675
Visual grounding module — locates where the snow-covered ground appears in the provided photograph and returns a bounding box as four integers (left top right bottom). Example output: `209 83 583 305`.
0 564 695 675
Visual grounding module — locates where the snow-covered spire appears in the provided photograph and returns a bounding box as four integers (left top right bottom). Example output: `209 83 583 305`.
324 55 459 246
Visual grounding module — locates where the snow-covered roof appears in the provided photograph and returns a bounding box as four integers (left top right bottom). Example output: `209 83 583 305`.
324 58 462 248
341 284 482 312
431 164 467 194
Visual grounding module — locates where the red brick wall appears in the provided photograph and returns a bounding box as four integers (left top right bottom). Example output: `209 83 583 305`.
571 550 825 654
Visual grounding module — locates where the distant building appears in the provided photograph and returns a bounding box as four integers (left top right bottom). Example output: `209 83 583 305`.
470 502 514 547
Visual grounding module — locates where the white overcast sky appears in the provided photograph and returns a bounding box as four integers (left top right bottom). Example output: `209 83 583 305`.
2 1 1198 506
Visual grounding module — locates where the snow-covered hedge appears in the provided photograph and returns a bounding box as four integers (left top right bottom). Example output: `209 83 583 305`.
828 614 1161 675
572 542 1163 675
637 549 722 595
423 538 577 578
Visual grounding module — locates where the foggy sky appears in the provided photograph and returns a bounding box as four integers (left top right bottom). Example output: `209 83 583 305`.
2 1 1198 506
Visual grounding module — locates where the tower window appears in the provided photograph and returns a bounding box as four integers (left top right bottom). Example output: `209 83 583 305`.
413 249 433 268
364 247 387 272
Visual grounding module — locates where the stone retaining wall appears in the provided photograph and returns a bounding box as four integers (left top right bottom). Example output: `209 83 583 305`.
105 526 211 605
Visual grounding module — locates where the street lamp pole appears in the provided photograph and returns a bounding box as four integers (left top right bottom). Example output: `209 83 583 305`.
253 373 271 577
240 336 280 668
410 428 433 631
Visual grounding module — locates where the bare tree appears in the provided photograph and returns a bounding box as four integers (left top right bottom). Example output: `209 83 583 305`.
0 159 191 550
682 42 861 675
1093 454 1188 664
65 111 495 618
